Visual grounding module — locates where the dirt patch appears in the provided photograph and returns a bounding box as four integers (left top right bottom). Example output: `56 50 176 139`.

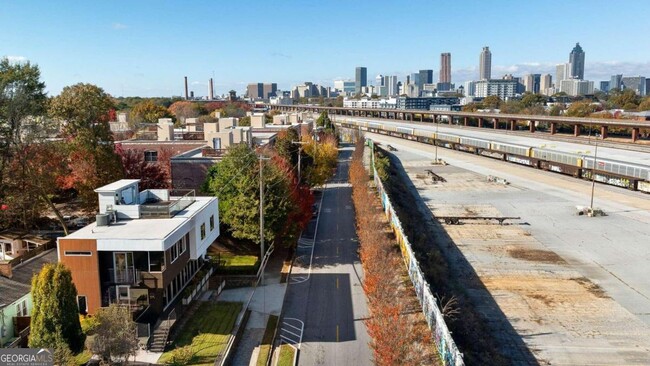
572 277 609 299
508 248 566 264
527 293 555 307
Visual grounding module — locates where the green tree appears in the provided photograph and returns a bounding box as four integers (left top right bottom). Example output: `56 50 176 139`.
49 83 124 210
521 93 547 108
638 97 650 111
274 128 300 167
482 95 502 109
499 100 523 114
609 89 639 109
130 100 171 123
238 116 251 126
202 144 297 246
88 304 139 363
29 263 85 353
566 101 599 117
316 111 332 129
0 58 50 230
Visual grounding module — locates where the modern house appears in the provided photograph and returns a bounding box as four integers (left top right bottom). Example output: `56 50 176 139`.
0 249 57 347
57 179 219 326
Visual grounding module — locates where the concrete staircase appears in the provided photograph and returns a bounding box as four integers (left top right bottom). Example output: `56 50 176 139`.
149 311 176 353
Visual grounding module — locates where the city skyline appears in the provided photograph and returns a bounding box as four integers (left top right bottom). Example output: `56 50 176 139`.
2 1 650 97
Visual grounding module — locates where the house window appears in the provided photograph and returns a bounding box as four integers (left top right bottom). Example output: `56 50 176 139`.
149 251 165 272
77 296 88 315
144 151 158 162
170 244 178 263
180 236 186 255
209 215 215 231
16 300 28 317
200 224 206 240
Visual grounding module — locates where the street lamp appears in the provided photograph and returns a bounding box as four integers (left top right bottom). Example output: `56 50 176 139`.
587 122 599 214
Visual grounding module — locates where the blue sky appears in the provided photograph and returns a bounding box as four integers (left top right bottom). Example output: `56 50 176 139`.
2 0 649 97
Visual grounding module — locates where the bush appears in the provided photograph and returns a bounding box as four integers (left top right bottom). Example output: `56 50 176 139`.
166 345 194 366
80 315 99 335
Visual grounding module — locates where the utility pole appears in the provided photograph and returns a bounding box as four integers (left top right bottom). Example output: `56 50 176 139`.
291 141 308 183
588 122 598 214
434 115 439 163
259 155 270 288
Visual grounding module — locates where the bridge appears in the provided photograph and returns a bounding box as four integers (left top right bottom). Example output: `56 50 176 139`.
268 104 650 142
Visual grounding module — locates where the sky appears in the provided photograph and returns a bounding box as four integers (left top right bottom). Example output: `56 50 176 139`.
2 0 650 97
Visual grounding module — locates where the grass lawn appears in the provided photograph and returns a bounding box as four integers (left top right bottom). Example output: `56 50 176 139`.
256 315 278 366
218 254 259 272
277 344 296 366
159 302 242 366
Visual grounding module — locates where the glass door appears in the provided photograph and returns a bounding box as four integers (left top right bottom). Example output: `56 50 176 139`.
113 252 134 283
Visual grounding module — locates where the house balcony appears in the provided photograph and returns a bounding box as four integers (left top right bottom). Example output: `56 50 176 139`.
108 267 141 285
139 189 196 218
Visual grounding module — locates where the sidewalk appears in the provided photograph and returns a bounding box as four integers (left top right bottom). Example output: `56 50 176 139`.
217 248 288 366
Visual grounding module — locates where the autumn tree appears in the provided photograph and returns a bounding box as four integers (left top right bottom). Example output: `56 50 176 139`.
30 263 85 353
49 83 124 211
116 144 169 189
638 97 650 111
168 101 203 122
566 101 599 117
608 89 639 109
0 58 48 229
482 95 502 109
130 100 172 124
302 133 338 187
88 304 139 363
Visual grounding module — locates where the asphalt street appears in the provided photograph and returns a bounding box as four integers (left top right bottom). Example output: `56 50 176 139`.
280 145 373 366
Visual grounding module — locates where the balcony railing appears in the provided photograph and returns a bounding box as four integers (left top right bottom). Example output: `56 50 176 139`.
139 190 195 218
108 267 141 284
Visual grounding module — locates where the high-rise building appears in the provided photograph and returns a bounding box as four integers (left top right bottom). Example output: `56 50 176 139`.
334 80 356 94
418 70 433 88
540 74 553 94
610 74 623 91
384 75 398 96
560 79 594 96
355 67 367 94
599 81 610 92
375 74 384 87
555 63 571 85
247 83 264 99
569 43 585 80
523 74 534 93
621 76 646 96
474 79 517 99
262 83 277 99
439 53 451 84
479 47 492 80
464 81 476 97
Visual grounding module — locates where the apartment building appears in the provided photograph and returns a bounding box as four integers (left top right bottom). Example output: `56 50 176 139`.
57 180 219 321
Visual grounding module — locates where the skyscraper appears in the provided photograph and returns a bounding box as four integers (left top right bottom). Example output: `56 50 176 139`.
556 63 571 85
569 43 585 80
355 67 367 94
610 74 623 91
418 70 433 87
479 47 492 80
540 74 553 95
439 53 451 84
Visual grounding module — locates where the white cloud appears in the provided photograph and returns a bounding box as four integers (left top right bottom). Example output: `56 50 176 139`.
5 55 28 63
112 23 128 30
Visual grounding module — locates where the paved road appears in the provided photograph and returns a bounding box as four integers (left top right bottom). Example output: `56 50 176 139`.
280 145 373 366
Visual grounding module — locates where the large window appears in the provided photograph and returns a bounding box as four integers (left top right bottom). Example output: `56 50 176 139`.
209 215 215 231
144 150 158 162
200 223 206 240
149 251 165 272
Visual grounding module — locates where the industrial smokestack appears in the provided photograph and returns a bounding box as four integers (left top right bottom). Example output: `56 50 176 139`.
209 78 214 100
184 76 189 100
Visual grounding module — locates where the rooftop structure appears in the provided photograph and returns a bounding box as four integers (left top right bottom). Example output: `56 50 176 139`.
58 180 219 321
